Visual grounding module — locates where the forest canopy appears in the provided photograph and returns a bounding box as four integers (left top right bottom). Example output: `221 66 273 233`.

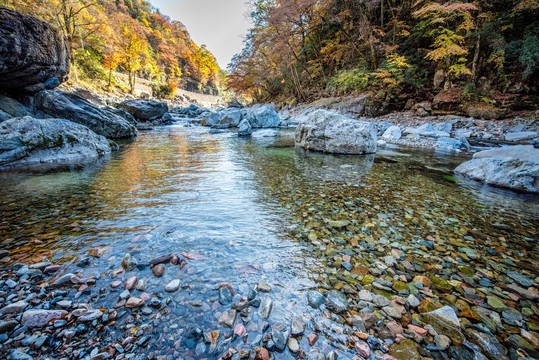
227 0 539 105
0 0 225 95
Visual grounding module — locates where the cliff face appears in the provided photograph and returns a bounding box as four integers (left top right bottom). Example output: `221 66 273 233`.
0 8 69 94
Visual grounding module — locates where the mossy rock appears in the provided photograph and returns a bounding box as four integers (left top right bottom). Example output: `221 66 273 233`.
430 275 454 292
388 339 420 360
362 274 375 285
458 266 474 276
393 280 408 292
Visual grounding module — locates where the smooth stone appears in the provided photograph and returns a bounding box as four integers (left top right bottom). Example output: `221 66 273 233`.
291 316 305 336
307 291 326 308
77 309 103 323
259 298 273 319
152 264 165 277
21 309 67 328
355 341 371 358
325 290 348 313
382 306 402 319
465 329 508 360
9 349 33 360
164 279 180 293
219 310 236 328
506 271 535 287
434 334 451 350
125 276 138 290
421 306 463 341
502 307 523 326
272 329 288 352
307 333 319 346
388 339 420 360
288 337 300 353
136 279 147 291
256 281 272 292
122 253 137 271
52 273 80 287
1 300 28 314
219 286 233 304
125 297 144 308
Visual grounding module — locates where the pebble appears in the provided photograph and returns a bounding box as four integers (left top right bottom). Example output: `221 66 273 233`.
256 281 272 292
287 337 300 353
125 297 144 308
259 298 273 319
325 291 348 313
21 309 68 328
152 264 165 277
355 341 371 358
121 253 138 271
136 279 147 291
435 334 451 350
164 279 180 292
307 291 326 308
1 300 28 314
125 276 138 290
290 316 305 336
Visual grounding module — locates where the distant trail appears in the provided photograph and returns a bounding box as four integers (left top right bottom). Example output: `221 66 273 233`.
112 71 224 108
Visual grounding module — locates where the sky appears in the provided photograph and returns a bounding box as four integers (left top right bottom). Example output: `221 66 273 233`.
150 0 252 69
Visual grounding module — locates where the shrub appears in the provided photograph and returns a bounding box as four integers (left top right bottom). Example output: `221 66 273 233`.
152 80 179 99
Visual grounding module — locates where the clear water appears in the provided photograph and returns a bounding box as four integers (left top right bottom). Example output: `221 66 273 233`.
0 124 537 358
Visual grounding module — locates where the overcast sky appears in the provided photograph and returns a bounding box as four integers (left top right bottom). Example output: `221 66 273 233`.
151 0 252 69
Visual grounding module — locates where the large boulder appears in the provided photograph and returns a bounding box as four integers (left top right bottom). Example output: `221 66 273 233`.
0 8 69 94
35 90 137 139
0 116 112 170
117 99 168 122
244 104 280 128
218 109 242 127
295 109 377 154
454 145 539 194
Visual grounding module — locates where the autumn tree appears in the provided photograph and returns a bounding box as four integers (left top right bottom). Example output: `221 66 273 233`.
413 1 478 85
102 52 123 89
120 27 148 94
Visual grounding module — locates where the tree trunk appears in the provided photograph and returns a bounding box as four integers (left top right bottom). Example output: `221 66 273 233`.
472 34 481 82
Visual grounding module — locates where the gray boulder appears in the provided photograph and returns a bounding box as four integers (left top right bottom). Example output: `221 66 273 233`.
454 145 539 194
199 111 220 127
245 105 280 128
35 90 137 139
117 99 168 122
0 8 69 94
382 125 402 141
436 136 469 151
219 109 242 127
505 131 537 142
0 116 111 170
238 119 252 136
295 109 377 154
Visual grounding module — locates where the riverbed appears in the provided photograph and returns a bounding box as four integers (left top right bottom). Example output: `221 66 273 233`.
0 124 537 359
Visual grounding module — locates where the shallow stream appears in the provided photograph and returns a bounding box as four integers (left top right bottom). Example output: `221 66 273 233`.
0 124 537 359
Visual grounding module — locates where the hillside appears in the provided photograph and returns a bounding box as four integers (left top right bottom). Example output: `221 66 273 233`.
227 0 539 117
0 0 225 96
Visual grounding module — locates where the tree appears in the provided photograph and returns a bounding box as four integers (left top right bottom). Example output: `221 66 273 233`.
413 2 478 84
120 27 148 94
102 52 123 89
